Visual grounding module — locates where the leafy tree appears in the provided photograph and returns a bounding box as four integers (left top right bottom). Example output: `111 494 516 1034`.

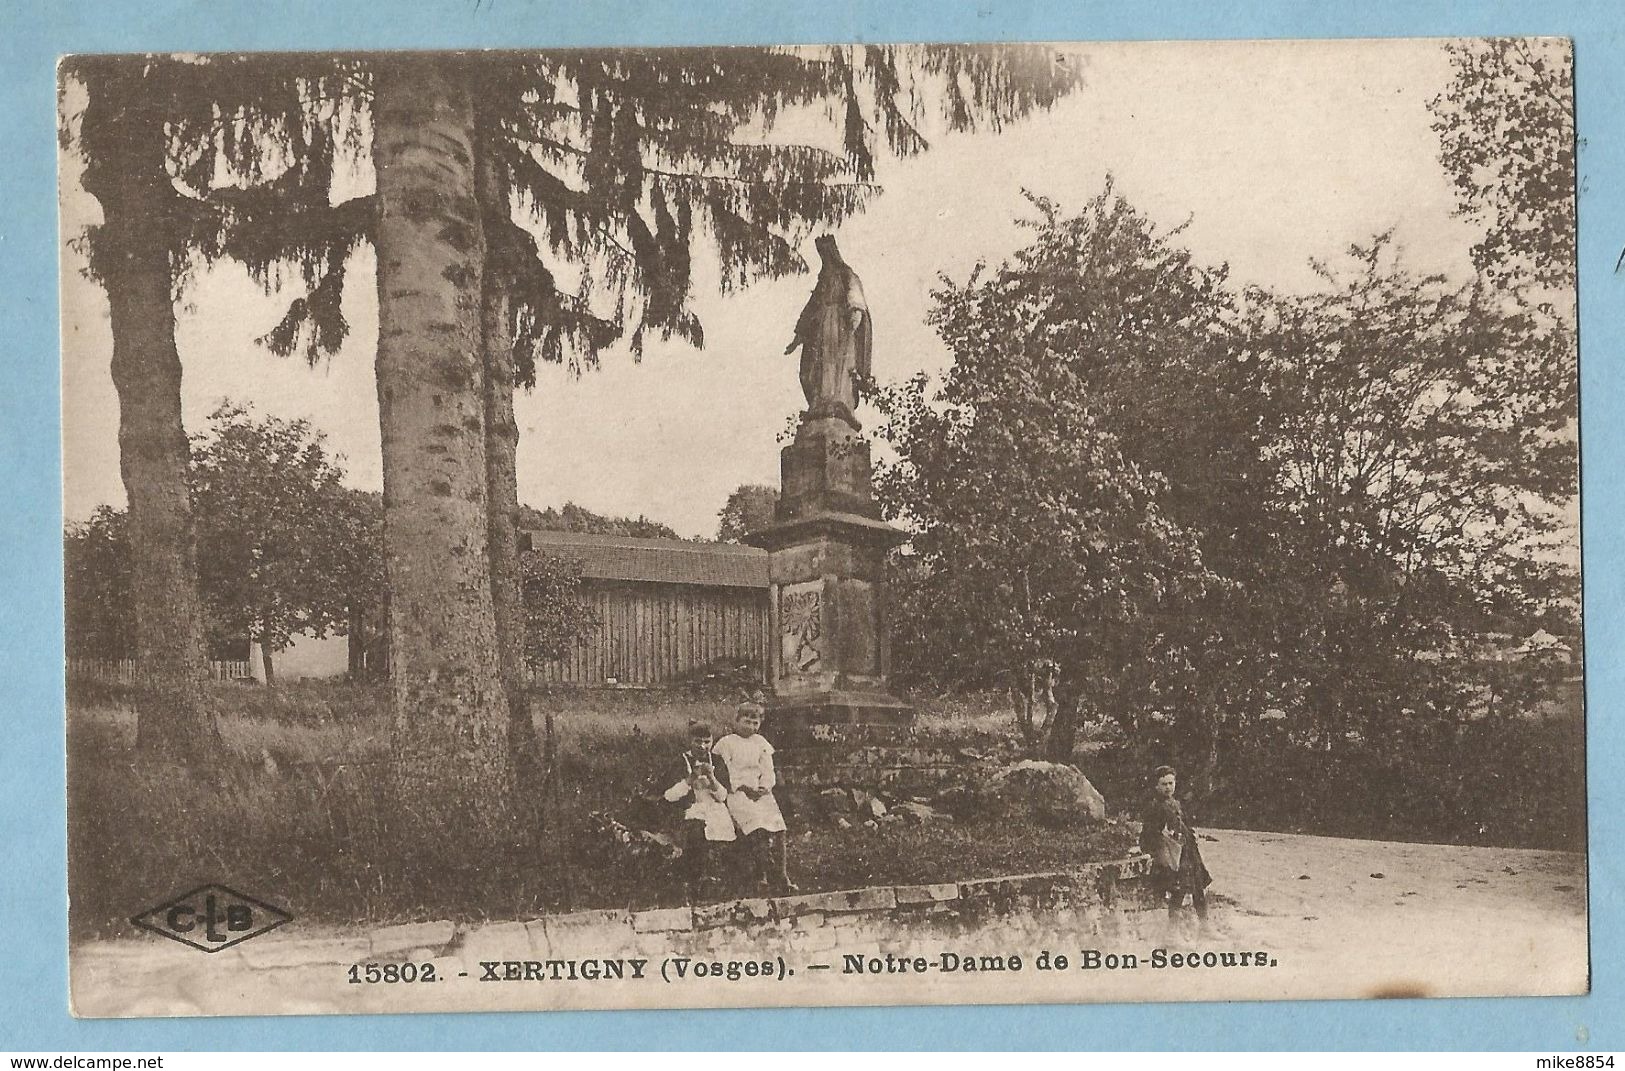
878 183 1580 787
64 507 135 661
519 550 599 668
876 187 1270 772
1430 38 1576 293
328 488 386 680
189 402 363 684
717 484 780 543
880 183 1579 796
874 191 1229 762
519 502 678 540
1237 236 1579 750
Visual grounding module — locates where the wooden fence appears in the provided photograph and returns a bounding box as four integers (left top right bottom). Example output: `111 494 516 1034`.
530 580 770 687
67 657 255 683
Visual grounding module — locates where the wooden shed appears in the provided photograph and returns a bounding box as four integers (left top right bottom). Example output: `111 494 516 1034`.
521 530 771 687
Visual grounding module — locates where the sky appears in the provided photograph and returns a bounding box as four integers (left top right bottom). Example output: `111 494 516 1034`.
59 38 1495 540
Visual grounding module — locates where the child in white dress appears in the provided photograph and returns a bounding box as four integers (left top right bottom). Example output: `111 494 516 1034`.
662 720 735 899
711 701 794 894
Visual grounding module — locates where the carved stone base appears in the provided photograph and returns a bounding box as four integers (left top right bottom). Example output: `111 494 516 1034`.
747 409 917 788
777 415 880 522
762 689 915 732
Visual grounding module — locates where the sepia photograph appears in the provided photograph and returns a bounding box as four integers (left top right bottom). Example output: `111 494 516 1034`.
57 37 1585 1018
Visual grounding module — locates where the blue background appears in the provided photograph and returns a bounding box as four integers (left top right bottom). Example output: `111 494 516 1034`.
3 0 1620 1051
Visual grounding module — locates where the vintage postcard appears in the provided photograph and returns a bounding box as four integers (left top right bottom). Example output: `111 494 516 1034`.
59 38 1585 1017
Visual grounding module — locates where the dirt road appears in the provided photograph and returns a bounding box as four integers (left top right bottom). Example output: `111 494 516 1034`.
70 829 1589 1016
1183 828 1588 1000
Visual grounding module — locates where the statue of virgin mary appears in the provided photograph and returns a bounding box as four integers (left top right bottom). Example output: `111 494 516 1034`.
783 235 872 428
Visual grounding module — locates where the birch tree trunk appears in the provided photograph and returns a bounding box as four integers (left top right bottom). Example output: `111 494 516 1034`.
79 68 217 764
373 56 515 838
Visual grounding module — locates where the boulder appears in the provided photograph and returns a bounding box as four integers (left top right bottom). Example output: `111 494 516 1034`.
818 788 858 816
952 760 1108 827
893 801 951 824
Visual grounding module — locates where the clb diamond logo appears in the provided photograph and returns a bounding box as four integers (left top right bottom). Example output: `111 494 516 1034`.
131 884 292 953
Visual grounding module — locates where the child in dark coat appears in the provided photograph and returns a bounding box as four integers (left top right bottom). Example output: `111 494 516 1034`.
1139 765 1214 925
662 720 735 900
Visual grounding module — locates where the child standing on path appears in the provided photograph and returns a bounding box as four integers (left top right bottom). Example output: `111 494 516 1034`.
712 701 795 895
662 720 735 900
1139 764 1213 930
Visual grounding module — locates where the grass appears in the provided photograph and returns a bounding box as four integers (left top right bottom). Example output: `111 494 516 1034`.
69 676 1581 939
67 680 1134 939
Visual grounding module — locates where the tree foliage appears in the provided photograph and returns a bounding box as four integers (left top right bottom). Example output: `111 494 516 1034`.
518 501 678 539
189 401 370 677
64 507 135 660
873 188 1225 759
876 187 1580 784
1430 38 1576 293
1235 236 1578 747
519 550 599 668
717 483 780 542
65 412 384 678
214 45 1080 377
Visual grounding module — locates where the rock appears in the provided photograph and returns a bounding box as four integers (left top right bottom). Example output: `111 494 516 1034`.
818 788 857 815
835 817 853 830
642 830 679 858
894 801 950 824
867 797 888 819
969 760 1108 827
863 819 878 830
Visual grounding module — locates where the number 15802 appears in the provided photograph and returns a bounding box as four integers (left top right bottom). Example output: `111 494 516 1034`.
348 961 438 983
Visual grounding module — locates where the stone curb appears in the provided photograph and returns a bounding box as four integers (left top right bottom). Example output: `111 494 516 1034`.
632 906 695 933
893 882 961 905
370 920 455 957
236 935 371 970
772 886 897 916
236 855 1156 972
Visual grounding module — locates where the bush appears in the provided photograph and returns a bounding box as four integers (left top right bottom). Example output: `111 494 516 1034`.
1079 713 1586 851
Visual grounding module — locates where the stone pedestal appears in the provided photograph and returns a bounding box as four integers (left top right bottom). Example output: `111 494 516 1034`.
746 416 914 732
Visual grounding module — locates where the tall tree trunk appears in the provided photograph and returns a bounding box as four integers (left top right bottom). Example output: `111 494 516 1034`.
347 604 364 678
1176 683 1220 802
259 641 276 687
476 106 566 897
372 594 392 681
79 66 217 764
373 56 514 843
1043 664 1084 763
473 110 540 791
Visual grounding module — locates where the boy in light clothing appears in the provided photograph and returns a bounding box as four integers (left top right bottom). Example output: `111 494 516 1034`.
662 719 735 900
712 701 795 894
